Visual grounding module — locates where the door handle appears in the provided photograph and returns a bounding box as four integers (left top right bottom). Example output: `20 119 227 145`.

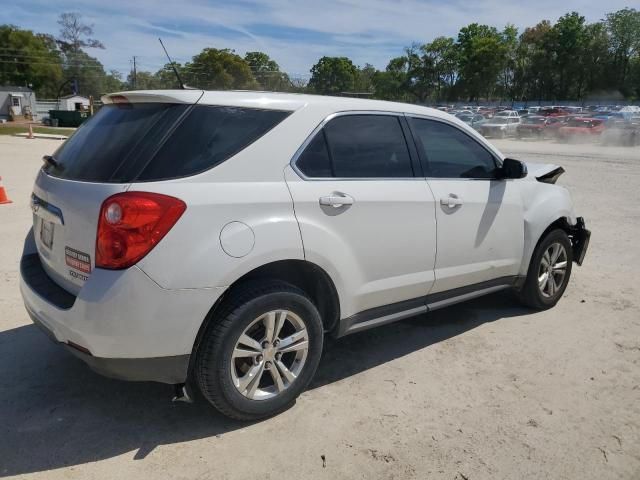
319 192 354 208
440 194 463 208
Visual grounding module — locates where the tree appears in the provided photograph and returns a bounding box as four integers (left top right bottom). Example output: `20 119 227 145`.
57 13 104 51
404 43 433 102
308 56 357 94
244 51 290 91
126 70 156 90
183 48 257 90
103 70 125 93
605 8 640 95
58 49 110 98
629 56 640 99
0 25 63 97
498 25 519 101
372 56 412 101
516 20 555 102
354 63 377 93
422 37 458 101
456 23 508 101
549 12 588 99
581 22 611 97
56 13 108 98
154 63 184 89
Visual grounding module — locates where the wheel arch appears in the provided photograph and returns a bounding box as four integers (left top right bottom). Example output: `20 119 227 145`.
189 259 340 367
521 213 577 277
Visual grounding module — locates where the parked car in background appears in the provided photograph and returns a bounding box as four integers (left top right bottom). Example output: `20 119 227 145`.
557 117 605 142
601 119 640 146
20 90 589 420
618 106 640 120
594 112 626 122
479 116 520 138
543 116 572 139
516 116 563 139
494 110 520 119
455 112 486 128
540 108 567 117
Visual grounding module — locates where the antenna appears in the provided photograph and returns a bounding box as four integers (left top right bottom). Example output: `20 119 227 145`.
158 38 186 89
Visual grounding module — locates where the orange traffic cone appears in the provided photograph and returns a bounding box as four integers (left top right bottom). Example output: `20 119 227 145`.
0 176 12 204
27 123 35 139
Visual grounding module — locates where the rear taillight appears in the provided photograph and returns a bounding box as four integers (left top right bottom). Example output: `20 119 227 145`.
96 192 186 269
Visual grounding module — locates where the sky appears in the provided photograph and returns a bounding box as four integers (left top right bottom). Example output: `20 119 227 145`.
2 0 635 79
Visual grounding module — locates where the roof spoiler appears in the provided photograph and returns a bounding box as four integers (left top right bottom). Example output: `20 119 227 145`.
101 90 204 105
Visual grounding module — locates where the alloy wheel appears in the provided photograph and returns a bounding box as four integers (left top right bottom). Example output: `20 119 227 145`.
230 310 309 400
538 242 568 298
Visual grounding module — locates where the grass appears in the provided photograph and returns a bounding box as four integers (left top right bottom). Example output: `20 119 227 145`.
0 125 76 136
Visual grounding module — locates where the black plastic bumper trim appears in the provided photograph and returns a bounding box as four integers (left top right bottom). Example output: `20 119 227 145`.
29 310 189 384
571 217 590 266
65 347 190 384
20 253 76 309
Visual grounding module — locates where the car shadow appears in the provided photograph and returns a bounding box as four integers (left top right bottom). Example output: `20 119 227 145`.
0 292 532 476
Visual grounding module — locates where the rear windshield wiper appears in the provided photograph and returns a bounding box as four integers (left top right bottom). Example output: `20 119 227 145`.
42 155 59 168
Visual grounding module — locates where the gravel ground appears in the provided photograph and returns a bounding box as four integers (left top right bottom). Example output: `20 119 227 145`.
0 135 638 479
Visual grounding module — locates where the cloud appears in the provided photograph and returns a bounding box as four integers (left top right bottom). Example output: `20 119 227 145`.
4 0 633 78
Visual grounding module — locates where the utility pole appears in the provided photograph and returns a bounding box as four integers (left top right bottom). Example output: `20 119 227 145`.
132 56 137 89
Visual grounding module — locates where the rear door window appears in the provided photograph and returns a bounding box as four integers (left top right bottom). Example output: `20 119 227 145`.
44 104 290 183
295 114 414 178
295 131 333 177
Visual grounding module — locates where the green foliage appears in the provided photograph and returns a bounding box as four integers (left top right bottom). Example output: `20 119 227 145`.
605 8 640 96
422 37 458 100
372 56 411 101
183 48 258 90
0 25 63 97
3 8 640 103
354 63 376 93
308 57 357 94
244 51 291 91
456 24 508 100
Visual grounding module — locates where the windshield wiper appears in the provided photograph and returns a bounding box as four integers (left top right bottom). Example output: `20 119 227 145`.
42 155 59 168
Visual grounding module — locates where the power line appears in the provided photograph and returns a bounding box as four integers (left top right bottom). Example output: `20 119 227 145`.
0 59 111 69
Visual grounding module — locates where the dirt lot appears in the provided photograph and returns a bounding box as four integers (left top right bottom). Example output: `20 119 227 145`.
0 135 639 479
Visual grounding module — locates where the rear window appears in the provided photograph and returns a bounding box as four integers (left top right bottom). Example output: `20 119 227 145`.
44 103 290 182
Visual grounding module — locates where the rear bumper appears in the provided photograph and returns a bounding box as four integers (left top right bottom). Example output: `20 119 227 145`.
20 229 223 384
29 312 189 383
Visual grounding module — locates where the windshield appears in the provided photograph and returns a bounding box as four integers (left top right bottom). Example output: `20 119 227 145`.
489 118 509 125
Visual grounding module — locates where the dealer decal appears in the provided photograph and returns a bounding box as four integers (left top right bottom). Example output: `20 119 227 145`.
65 246 92 274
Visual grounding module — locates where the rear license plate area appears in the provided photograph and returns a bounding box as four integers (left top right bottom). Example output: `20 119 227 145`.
39 219 55 249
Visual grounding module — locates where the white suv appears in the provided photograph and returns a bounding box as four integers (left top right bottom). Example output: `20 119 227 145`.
20 90 590 420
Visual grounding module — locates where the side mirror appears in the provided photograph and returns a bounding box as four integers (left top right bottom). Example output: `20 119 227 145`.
501 158 527 179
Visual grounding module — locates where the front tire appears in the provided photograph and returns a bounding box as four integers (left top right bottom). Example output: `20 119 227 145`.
517 229 573 310
195 281 324 420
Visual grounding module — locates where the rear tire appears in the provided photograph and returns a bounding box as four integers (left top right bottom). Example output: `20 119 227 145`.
517 229 573 310
195 281 323 421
